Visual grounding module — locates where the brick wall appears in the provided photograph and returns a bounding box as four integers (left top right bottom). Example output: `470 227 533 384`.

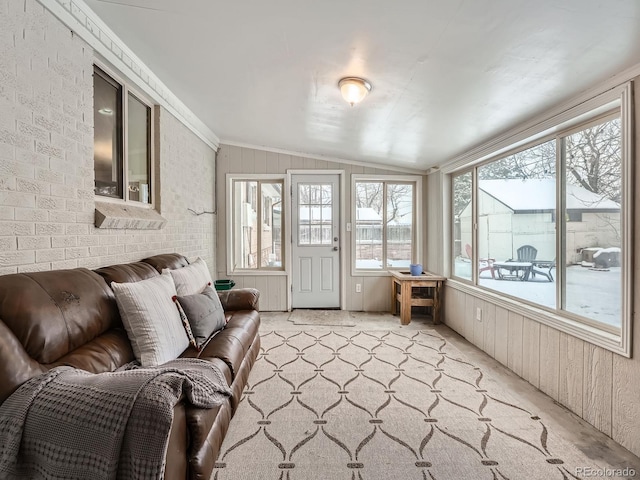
0 0 216 275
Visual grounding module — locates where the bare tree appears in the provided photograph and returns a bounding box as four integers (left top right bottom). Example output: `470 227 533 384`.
355 182 412 223
479 139 556 181
565 118 621 203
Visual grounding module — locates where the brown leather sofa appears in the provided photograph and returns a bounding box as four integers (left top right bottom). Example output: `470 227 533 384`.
0 253 260 480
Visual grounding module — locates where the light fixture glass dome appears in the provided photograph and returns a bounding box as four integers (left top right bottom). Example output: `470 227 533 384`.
338 77 372 106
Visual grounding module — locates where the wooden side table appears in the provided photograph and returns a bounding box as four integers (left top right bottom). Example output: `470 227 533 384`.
390 271 446 325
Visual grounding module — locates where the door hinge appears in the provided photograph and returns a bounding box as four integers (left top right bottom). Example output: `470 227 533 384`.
291 284 293 292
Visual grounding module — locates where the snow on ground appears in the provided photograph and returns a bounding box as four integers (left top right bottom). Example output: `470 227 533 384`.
454 259 621 327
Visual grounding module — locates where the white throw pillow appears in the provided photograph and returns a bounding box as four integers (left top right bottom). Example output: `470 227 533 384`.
169 257 213 296
111 273 190 367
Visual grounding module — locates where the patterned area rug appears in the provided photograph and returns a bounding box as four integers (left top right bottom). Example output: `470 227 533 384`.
213 329 601 479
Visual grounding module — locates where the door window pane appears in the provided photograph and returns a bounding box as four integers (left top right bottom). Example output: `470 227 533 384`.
298 183 332 246
93 69 122 198
453 172 472 280
563 118 622 327
127 93 151 203
477 140 556 309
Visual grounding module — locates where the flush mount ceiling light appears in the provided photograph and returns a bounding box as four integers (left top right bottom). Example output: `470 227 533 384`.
98 108 114 115
338 77 372 106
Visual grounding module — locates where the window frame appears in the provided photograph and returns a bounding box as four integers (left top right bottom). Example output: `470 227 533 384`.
447 84 633 357
93 62 155 207
226 174 286 275
351 174 422 276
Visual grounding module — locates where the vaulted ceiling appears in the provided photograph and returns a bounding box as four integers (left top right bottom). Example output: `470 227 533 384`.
85 0 640 171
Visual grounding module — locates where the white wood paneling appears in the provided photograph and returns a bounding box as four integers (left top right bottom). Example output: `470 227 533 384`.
363 276 392 312
494 306 509 367
348 276 364 311
522 318 540 389
472 297 484 351
539 324 560 401
483 302 496 358
507 311 524 377
583 344 613 436
558 333 585 417
612 349 640 456
464 294 475 342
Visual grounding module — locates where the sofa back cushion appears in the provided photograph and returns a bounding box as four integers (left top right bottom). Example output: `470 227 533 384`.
94 261 159 285
0 269 121 365
141 253 189 272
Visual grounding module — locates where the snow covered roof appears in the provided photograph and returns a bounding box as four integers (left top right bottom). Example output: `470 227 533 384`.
355 207 382 221
479 179 620 211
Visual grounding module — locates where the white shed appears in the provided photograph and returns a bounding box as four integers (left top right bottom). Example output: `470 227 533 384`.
458 179 620 264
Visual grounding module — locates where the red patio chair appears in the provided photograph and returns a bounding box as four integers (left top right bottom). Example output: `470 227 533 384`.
465 244 495 279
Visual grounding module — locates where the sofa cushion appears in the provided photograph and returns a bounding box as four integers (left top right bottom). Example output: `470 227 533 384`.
195 334 245 381
111 273 190 366
0 268 121 364
94 261 159 285
49 329 135 373
175 286 226 350
168 257 213 296
142 253 189 272
221 311 261 356
191 310 260 380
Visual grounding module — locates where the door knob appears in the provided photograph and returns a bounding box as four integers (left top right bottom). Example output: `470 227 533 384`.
334 237 339 242
332 246 339 251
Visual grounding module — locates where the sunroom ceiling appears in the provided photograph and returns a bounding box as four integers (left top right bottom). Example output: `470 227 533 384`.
84 0 640 172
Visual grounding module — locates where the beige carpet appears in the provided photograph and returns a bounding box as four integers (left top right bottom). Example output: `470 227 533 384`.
289 309 356 327
213 329 608 479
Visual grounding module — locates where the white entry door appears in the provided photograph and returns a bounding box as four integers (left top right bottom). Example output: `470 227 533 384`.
291 174 340 308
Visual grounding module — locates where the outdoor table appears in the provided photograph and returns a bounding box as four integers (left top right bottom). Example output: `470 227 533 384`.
492 261 532 281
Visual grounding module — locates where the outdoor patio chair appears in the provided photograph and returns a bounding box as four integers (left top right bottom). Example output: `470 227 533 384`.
516 245 537 262
466 243 495 279
515 245 554 281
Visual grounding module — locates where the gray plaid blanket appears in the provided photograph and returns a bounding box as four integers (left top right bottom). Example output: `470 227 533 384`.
0 358 231 480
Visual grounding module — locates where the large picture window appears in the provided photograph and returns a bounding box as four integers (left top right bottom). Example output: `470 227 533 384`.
93 65 152 204
451 110 628 338
353 176 420 271
230 178 283 271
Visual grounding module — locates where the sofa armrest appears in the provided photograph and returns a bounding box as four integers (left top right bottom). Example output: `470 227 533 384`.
0 320 46 404
217 288 260 312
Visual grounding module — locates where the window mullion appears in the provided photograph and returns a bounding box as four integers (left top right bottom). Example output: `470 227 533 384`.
382 182 388 270
122 85 129 201
257 181 263 268
556 136 565 312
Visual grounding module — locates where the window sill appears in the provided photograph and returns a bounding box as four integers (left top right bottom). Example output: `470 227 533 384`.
227 270 286 276
446 279 629 357
95 201 167 230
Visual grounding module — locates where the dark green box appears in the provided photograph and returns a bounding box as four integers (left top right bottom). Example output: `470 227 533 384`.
214 279 235 291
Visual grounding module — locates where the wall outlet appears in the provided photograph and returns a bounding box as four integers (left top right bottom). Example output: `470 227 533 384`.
476 307 482 322
355 283 362 293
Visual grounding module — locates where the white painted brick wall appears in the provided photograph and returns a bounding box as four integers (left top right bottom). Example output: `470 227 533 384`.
0 0 217 274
